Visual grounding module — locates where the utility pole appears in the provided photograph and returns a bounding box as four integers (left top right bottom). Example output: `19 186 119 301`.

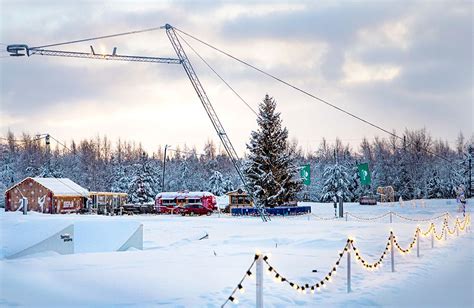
162 145 169 192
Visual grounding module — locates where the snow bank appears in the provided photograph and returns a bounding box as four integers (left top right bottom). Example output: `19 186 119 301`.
0 199 472 307
0 211 142 259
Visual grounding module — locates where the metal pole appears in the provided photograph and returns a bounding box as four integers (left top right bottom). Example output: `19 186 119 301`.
347 245 351 293
390 232 395 272
22 197 28 215
339 197 344 218
162 145 168 192
416 228 420 258
256 255 263 308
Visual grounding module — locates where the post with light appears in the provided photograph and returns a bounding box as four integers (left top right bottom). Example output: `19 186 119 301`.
256 253 263 308
416 228 420 258
390 232 395 272
347 242 351 293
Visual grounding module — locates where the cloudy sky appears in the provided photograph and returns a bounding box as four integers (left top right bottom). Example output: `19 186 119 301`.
0 0 472 155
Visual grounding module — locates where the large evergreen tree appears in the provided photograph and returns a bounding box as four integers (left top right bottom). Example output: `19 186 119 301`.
244 94 302 207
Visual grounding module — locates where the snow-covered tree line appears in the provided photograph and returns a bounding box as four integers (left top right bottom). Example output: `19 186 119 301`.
0 129 472 206
0 132 239 205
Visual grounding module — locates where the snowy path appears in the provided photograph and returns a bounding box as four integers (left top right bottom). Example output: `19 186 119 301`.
0 199 472 307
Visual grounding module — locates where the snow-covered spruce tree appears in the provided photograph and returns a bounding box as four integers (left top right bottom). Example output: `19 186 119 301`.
127 155 157 204
208 170 226 196
244 94 302 207
320 161 352 202
426 169 443 199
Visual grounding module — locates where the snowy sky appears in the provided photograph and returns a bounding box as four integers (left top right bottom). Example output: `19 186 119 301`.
0 0 472 155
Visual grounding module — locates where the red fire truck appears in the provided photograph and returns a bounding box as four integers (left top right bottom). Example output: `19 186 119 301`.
155 191 217 214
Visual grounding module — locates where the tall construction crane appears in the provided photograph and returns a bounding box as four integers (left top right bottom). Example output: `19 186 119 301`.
7 24 269 222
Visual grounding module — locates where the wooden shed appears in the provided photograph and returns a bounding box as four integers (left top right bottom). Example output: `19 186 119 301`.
226 189 253 208
5 177 89 214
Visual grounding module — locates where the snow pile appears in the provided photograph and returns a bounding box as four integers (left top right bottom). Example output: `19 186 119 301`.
0 212 142 259
0 199 472 307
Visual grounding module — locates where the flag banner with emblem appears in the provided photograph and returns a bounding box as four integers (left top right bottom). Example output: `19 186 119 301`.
358 163 371 185
300 164 311 186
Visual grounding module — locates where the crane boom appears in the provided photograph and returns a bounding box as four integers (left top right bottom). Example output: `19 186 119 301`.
6 44 182 64
163 24 269 222
6 23 269 222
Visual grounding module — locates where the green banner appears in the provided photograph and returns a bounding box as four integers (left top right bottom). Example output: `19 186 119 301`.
358 163 371 186
300 164 311 186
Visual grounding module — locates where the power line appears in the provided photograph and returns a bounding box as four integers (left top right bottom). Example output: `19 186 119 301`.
177 32 258 117
174 27 452 163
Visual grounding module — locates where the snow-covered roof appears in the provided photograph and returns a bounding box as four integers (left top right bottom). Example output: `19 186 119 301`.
156 191 215 199
32 177 89 197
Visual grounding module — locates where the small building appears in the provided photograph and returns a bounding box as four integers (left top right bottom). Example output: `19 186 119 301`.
89 192 128 214
5 177 89 214
227 189 253 208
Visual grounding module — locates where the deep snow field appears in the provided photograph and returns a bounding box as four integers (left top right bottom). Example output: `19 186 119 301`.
1 199 473 307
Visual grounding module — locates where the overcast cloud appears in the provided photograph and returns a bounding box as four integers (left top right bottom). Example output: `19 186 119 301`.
0 0 472 154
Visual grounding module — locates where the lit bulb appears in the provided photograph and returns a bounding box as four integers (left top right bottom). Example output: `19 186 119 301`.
238 284 245 294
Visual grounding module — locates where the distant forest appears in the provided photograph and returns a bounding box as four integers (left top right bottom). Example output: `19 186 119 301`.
0 129 472 206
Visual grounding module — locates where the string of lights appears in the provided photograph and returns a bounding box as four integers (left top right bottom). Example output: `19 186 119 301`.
393 230 418 254
392 212 448 222
346 212 391 221
221 256 258 306
222 214 470 306
351 238 390 269
261 240 350 295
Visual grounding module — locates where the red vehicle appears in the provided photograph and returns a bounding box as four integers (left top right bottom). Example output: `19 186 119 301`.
181 204 213 216
155 191 217 214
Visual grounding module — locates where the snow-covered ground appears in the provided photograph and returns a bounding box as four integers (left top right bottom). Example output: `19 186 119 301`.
0 199 473 307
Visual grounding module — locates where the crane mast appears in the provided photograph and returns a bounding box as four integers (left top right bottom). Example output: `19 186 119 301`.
6 23 269 222
164 24 268 222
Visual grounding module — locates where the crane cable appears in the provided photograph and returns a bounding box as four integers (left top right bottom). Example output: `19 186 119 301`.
31 26 163 49
173 27 452 163
176 32 258 117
